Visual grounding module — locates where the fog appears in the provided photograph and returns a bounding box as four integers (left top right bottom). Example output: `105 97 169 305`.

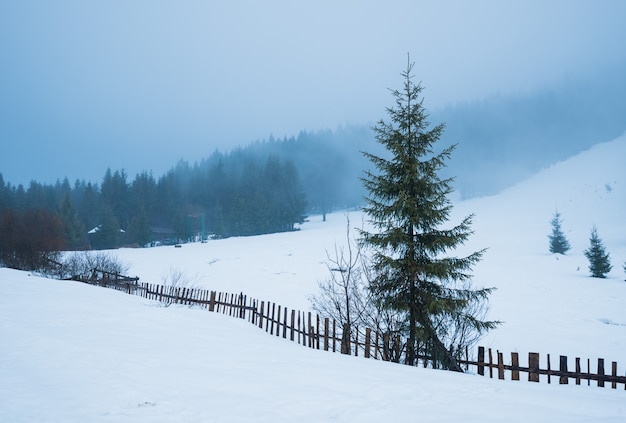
1 0 625 187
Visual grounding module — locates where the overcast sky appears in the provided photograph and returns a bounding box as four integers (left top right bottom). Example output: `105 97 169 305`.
1 0 625 186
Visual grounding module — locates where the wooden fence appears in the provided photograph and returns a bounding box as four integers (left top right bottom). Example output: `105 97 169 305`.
75 270 625 391
75 268 140 293
470 346 626 389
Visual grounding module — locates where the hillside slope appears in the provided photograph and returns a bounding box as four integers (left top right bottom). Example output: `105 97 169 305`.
2 135 626 422
452 133 626 359
112 134 626 360
1 269 624 422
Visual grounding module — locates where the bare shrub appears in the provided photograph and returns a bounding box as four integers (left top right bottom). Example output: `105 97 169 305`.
61 251 129 280
308 215 370 330
309 215 405 356
161 267 199 288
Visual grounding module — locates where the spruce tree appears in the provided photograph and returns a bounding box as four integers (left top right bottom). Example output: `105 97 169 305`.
127 208 152 246
548 211 571 254
58 192 86 250
360 58 498 371
583 226 612 278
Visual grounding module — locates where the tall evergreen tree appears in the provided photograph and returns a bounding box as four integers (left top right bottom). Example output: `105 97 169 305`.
100 168 130 230
127 208 152 246
548 211 571 254
58 192 86 249
359 58 498 371
78 182 101 232
90 203 121 250
583 226 612 278
0 173 13 212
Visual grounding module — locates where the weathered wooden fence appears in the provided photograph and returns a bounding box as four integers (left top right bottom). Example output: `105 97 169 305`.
75 271 625 391
75 268 140 293
471 346 626 389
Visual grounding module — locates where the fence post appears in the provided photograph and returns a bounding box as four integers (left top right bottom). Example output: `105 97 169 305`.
297 310 304 344
559 356 568 384
529 352 540 382
383 333 390 361
249 299 256 324
365 328 371 359
341 323 351 355
547 354 551 384
497 351 504 380
316 315 320 349
598 358 605 387
477 346 485 376
307 312 312 348
258 301 265 329
511 352 520 381
290 309 295 341
374 332 379 360
283 307 287 339
393 336 400 363
575 357 581 385
324 318 329 351
488 348 493 378
612 361 617 389
209 291 216 312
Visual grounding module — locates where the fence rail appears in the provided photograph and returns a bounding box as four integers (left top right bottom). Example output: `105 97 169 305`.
74 270 625 392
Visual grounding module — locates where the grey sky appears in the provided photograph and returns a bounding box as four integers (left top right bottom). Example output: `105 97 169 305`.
1 0 625 186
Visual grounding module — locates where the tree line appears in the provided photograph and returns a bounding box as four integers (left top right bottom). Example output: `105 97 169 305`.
0 151 308 265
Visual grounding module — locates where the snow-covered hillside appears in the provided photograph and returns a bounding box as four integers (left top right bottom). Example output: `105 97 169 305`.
454 134 626 359
111 134 626 359
2 134 625 422
1 269 624 422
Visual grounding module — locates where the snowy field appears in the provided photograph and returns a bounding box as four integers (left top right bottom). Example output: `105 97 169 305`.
1 134 625 421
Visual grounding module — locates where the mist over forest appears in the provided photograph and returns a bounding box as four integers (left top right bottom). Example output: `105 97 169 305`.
247 63 626 203
193 62 626 202
1 66 625 248
435 64 626 197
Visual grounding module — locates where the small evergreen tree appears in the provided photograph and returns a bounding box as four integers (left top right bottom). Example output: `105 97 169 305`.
583 226 612 278
548 211 571 254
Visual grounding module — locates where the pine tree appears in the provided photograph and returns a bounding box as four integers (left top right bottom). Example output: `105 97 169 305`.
90 203 121 250
360 58 498 371
583 226 612 278
127 208 152 247
58 192 85 249
548 211 571 254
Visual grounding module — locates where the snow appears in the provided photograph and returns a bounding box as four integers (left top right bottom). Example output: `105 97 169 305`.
2 134 626 421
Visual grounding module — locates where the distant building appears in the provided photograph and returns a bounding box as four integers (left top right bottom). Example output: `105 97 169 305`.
150 226 177 246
